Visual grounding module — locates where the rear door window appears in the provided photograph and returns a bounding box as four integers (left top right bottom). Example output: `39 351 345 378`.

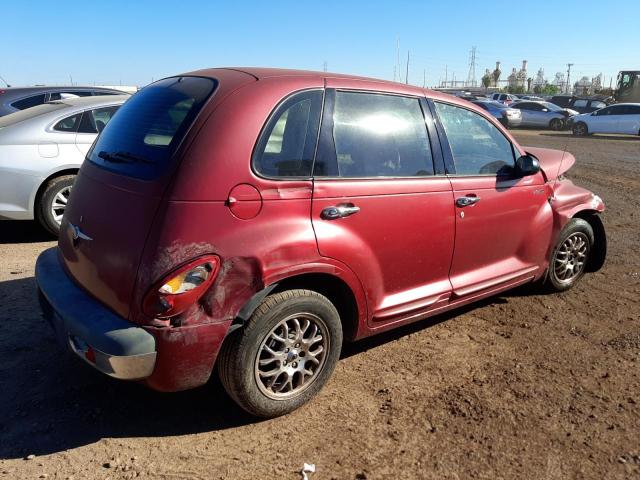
253 90 323 177
87 76 216 179
434 102 515 175
320 91 434 178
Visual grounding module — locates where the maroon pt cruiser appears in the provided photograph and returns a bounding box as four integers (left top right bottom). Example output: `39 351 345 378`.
35 68 606 417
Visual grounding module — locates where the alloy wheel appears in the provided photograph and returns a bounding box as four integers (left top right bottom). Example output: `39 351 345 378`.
254 312 329 400
50 186 72 225
553 232 589 283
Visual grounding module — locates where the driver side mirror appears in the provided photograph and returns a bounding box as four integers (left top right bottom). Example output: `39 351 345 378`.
515 154 540 177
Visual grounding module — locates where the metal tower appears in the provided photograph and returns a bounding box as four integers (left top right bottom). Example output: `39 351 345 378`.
466 47 477 87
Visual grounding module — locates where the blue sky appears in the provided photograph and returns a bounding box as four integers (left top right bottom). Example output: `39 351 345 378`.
2 0 638 89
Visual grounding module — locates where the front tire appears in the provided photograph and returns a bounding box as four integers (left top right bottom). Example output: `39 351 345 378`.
37 175 75 236
549 118 563 131
217 290 343 418
572 122 588 136
544 218 594 292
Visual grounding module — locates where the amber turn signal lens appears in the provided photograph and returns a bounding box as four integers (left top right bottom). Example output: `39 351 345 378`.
143 255 220 318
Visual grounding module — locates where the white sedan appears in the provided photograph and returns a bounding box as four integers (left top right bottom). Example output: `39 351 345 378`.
570 103 640 136
0 95 129 234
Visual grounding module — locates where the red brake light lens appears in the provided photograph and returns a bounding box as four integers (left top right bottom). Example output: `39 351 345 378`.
143 255 220 318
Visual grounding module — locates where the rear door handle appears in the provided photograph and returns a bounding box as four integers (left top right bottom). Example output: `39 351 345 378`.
321 204 360 220
456 196 480 207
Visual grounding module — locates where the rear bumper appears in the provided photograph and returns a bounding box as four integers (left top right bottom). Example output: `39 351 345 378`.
506 116 522 127
35 247 157 380
35 247 230 391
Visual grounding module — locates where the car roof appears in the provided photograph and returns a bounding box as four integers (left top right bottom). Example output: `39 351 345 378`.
0 85 129 94
51 94 130 108
180 66 467 105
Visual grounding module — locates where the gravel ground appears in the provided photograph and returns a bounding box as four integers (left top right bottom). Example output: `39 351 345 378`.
0 130 638 480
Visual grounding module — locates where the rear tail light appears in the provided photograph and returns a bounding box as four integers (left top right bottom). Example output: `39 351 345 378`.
143 255 220 318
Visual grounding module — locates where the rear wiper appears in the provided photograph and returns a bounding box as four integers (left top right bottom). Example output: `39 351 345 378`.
98 151 153 164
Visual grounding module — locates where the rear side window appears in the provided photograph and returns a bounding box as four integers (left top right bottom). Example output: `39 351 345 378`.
53 113 81 132
591 101 606 109
88 77 215 179
434 102 515 175
78 106 119 134
325 91 434 178
573 99 588 108
12 94 46 110
253 90 323 177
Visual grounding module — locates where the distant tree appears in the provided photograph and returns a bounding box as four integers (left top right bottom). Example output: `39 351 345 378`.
540 84 559 95
481 74 492 89
506 85 525 94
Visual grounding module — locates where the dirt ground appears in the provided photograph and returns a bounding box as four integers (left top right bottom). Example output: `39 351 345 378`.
0 130 638 480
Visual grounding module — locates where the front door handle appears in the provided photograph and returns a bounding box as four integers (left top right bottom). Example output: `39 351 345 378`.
456 196 480 207
321 203 360 220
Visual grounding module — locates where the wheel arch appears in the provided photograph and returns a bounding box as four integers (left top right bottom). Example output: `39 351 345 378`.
32 167 79 216
230 272 361 342
572 209 606 272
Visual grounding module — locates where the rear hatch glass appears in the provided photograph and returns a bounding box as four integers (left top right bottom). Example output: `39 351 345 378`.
58 76 216 320
87 76 216 180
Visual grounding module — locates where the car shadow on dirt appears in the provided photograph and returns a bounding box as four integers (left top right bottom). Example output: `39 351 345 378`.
0 276 542 460
0 221 54 244
0 276 257 460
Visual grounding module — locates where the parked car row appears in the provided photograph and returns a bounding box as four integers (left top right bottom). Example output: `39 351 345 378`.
455 91 637 135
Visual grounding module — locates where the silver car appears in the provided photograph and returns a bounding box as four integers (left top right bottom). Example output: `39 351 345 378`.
0 95 129 234
510 101 578 130
0 86 128 117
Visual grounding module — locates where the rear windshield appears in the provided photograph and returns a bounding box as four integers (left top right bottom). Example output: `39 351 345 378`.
87 76 216 179
0 102 67 127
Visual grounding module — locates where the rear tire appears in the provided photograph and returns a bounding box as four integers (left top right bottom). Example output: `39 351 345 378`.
217 289 343 418
37 175 75 236
544 218 594 292
549 118 563 131
572 122 588 136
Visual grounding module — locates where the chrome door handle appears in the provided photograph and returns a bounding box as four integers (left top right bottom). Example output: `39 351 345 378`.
456 196 480 207
321 204 360 220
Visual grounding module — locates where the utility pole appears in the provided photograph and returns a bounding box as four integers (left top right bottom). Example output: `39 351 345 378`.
566 63 573 94
396 37 400 83
466 46 477 87
444 65 448 88
405 51 410 84
423 69 426 88
323 61 327 72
